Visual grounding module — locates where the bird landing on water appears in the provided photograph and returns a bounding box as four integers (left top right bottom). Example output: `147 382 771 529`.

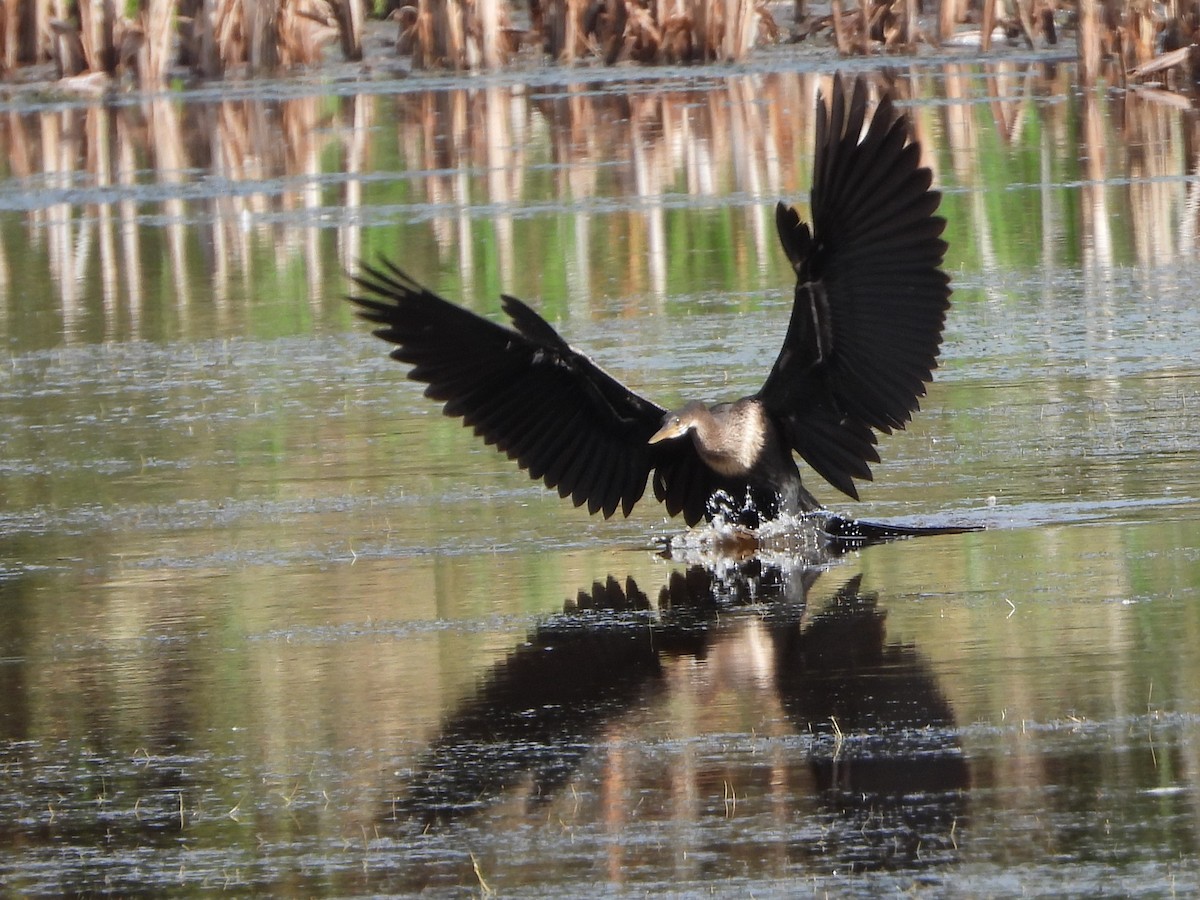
350 73 980 546
658 502 980 564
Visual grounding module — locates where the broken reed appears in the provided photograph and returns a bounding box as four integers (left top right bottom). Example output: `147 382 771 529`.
1 0 1197 81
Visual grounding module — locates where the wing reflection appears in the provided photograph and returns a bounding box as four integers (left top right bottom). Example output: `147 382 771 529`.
771 574 969 869
392 562 967 872
398 575 666 821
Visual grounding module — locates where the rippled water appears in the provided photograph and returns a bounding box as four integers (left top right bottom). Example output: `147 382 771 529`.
1 60 1199 895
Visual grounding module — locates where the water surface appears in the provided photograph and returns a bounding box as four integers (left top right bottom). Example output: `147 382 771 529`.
1 60 1199 895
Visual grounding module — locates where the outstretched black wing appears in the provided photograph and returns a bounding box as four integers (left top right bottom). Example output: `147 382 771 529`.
758 74 951 500
350 261 669 518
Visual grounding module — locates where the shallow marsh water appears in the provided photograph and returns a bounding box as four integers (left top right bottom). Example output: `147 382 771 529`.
1 60 1200 895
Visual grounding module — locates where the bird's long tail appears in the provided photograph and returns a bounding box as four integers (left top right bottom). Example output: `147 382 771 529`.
819 513 983 551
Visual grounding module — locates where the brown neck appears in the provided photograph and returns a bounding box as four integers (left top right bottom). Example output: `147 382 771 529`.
690 399 767 478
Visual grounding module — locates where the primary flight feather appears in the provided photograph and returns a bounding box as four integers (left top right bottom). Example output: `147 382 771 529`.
350 74 951 527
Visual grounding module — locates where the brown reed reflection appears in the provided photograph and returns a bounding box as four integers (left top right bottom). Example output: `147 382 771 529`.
1 93 370 339
2 65 1200 345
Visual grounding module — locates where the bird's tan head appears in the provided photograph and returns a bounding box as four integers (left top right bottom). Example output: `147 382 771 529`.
649 401 710 444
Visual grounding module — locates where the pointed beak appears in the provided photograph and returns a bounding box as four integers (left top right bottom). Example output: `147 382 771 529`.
649 418 689 444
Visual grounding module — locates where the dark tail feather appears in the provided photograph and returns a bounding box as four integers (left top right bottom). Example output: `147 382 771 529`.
819 513 983 551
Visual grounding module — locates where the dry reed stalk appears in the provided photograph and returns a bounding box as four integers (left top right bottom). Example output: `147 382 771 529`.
1078 0 1103 82
539 0 773 65
77 0 117 73
444 0 470 67
45 0 75 76
856 0 870 50
477 0 501 66
682 0 707 61
176 0 220 77
47 19 87 77
213 0 247 71
406 0 512 68
978 0 995 49
415 0 462 66
1128 44 1194 79
723 0 743 59
441 0 469 66
331 0 363 60
1011 0 1037 47
42 0 149 83
732 0 764 58
623 4 661 62
200 0 225 75
539 0 586 62
35 0 55 65
831 0 852 52
138 0 174 82
277 0 346 70
247 0 282 72
174 0 347 75
596 0 626 63
409 4 435 62
938 0 959 42
1 1 14 72
1120 0 1158 69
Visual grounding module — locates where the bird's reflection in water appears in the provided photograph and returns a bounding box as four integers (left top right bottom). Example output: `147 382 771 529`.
400 575 667 821
771 574 969 869
394 561 967 872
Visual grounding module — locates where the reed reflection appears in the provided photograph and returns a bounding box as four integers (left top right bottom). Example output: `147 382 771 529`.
392 561 967 872
2 93 371 340
3 64 1200 346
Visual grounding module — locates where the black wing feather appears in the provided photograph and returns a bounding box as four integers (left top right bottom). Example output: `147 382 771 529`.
351 73 951 525
758 73 951 500
349 261 667 518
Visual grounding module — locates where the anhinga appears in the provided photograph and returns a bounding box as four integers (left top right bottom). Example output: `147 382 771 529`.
350 74 952 530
